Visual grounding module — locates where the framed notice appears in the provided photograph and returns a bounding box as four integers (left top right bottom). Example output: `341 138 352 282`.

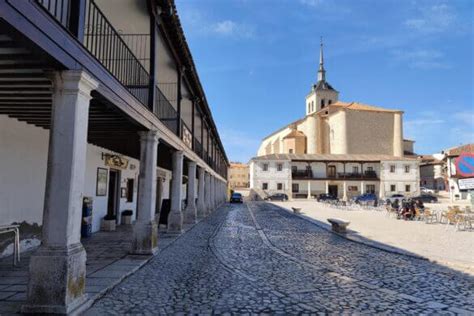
96 168 108 196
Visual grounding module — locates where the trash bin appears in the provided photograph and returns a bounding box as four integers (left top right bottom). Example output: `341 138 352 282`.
81 197 93 238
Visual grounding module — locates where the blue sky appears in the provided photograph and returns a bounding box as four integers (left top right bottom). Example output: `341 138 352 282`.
175 0 473 162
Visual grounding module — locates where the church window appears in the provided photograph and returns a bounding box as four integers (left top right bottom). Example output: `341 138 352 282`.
289 149 294 154
312 101 314 112
328 100 332 105
321 99 325 108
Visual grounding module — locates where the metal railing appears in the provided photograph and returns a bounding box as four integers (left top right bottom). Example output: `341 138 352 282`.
83 0 149 106
292 169 378 180
120 34 150 71
194 139 202 157
155 85 178 134
36 0 70 29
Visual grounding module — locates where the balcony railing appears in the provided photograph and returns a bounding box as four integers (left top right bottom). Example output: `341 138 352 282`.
155 85 178 134
292 169 379 180
35 0 221 170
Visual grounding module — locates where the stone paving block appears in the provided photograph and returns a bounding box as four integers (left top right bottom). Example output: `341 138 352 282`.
89 269 131 278
86 284 108 293
86 277 119 286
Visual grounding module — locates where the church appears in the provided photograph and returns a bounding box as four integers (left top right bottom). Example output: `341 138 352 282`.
250 42 419 200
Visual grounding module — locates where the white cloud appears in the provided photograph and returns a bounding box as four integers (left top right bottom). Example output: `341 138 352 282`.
404 4 456 34
300 0 324 7
179 7 255 39
209 20 255 38
390 49 450 70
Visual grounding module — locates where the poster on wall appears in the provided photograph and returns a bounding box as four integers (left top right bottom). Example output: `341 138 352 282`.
458 178 474 190
96 168 108 196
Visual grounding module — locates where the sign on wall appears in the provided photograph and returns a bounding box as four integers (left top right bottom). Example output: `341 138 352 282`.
455 153 474 177
458 178 474 190
182 125 193 149
103 153 129 170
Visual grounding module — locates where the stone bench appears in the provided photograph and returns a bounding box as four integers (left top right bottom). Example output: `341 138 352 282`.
292 207 302 214
327 218 350 233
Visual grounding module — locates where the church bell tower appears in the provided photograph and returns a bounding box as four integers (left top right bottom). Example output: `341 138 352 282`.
306 38 339 115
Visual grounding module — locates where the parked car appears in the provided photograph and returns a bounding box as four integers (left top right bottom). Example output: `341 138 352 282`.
317 193 338 202
264 193 288 201
411 194 438 203
353 193 378 204
420 187 435 194
230 193 243 203
385 194 405 204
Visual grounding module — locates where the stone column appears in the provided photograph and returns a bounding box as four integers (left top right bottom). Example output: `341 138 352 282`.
205 172 211 214
379 182 385 199
168 151 184 233
197 167 206 219
393 112 403 157
23 71 98 314
210 176 215 210
184 161 197 225
325 181 329 194
131 130 160 255
343 181 348 201
361 181 365 195
307 180 311 199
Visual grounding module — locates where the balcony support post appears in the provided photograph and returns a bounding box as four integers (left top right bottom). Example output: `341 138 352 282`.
191 98 195 150
307 180 311 200
148 13 157 111
177 68 183 137
68 0 86 41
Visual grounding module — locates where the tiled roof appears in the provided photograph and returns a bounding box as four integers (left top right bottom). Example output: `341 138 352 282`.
283 130 306 139
251 153 417 162
321 101 402 114
444 143 474 156
313 81 336 91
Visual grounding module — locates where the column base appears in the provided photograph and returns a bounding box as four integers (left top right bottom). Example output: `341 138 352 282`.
167 210 183 233
22 243 87 314
196 204 206 219
183 205 197 225
130 221 158 255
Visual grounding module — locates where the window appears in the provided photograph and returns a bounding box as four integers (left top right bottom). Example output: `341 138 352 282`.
277 163 283 171
321 99 325 108
262 163 268 171
367 166 374 172
405 165 410 173
277 183 283 190
328 99 332 105
390 184 396 192
292 183 299 193
352 166 359 174
328 165 336 177
390 165 396 173
126 179 134 202
262 183 268 190
405 185 411 192
366 184 375 194
289 149 294 154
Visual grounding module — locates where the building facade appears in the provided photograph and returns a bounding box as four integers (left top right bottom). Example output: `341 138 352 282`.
0 0 228 313
251 41 419 199
442 144 474 201
257 41 410 158
228 162 250 189
250 154 419 200
419 155 445 191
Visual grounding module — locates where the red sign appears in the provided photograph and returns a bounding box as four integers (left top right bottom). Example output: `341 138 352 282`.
455 153 474 177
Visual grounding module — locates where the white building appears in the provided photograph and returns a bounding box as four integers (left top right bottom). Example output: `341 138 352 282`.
250 154 419 200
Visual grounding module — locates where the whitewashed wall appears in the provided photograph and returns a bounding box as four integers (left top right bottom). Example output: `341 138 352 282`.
0 116 172 234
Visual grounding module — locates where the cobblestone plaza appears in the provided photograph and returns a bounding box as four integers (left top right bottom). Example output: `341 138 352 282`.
86 202 474 315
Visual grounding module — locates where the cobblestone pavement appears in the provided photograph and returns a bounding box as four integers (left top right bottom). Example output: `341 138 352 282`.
85 202 474 315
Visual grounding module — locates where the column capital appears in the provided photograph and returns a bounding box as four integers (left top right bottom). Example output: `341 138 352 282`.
187 160 197 168
46 70 98 97
138 130 160 143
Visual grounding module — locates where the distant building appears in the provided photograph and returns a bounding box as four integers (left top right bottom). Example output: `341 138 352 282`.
419 155 445 191
442 144 474 201
228 162 250 189
251 40 419 200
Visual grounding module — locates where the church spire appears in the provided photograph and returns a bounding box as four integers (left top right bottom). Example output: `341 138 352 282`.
317 37 326 82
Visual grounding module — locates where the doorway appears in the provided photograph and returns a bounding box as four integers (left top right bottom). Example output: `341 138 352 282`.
328 185 338 197
107 169 120 222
